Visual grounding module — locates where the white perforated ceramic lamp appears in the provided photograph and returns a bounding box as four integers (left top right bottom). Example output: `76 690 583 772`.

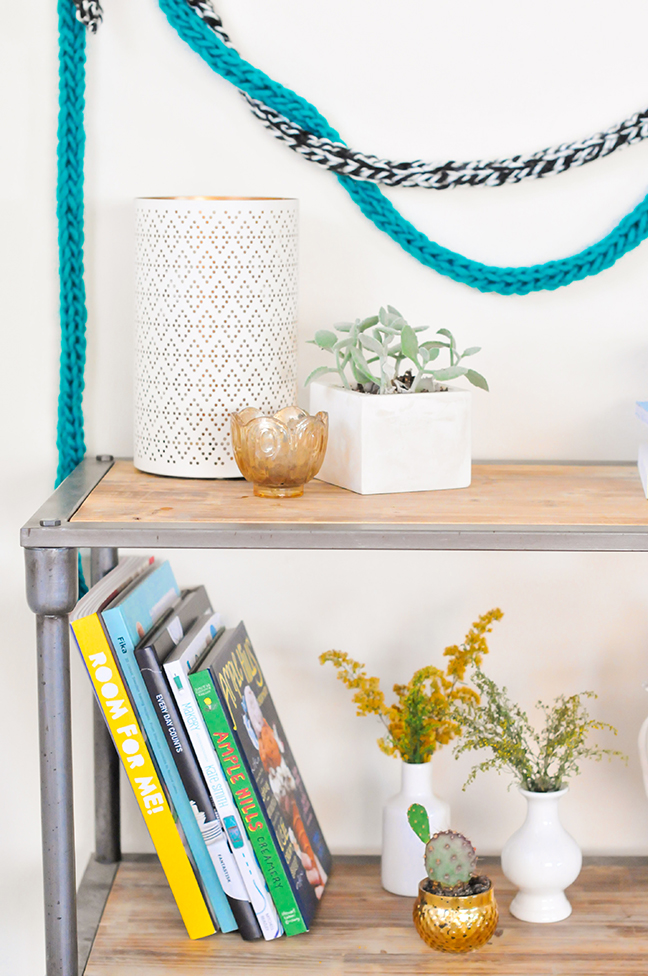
134 197 298 477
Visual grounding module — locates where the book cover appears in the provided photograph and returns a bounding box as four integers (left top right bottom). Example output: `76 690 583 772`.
70 557 215 940
101 562 237 934
636 401 648 426
194 623 332 924
639 442 648 499
164 616 283 940
139 586 212 659
190 667 308 935
136 597 263 942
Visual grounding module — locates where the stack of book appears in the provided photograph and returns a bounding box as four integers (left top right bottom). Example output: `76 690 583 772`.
71 557 331 941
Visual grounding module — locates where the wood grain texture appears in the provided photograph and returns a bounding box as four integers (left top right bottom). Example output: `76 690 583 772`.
84 858 648 975
72 461 648 528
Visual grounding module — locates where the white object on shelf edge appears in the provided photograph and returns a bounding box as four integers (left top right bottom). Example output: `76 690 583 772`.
309 381 471 495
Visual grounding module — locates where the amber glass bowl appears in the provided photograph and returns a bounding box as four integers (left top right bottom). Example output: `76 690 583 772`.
230 406 328 497
413 879 498 953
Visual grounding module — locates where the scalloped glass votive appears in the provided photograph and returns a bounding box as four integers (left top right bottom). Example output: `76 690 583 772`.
230 406 329 497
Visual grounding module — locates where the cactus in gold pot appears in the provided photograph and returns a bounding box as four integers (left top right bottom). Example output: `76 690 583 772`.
408 804 498 953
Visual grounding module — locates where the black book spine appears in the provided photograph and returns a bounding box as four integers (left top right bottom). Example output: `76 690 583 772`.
135 644 262 942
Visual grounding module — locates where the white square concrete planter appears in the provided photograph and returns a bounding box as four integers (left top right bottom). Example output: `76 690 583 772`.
309 380 471 495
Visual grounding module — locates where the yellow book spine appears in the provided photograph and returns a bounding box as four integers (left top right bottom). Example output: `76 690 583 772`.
71 613 215 940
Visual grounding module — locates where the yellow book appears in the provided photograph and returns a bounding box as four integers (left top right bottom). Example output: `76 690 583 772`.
71 559 215 940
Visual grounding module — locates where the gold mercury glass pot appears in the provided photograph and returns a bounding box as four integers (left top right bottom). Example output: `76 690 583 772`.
413 879 499 953
230 406 328 497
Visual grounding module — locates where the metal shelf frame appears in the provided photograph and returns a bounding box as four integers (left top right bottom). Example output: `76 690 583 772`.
21 456 648 976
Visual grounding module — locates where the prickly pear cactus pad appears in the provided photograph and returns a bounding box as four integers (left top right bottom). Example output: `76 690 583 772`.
424 830 477 887
407 803 431 844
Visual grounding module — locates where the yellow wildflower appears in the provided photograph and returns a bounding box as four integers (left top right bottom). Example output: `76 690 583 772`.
319 608 503 763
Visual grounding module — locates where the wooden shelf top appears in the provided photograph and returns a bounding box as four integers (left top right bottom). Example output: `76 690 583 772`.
21 459 648 550
74 461 647 527
84 857 648 975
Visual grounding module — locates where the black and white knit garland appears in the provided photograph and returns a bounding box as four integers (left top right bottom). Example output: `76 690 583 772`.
72 0 103 32
244 97 648 190
187 0 648 190
76 0 648 190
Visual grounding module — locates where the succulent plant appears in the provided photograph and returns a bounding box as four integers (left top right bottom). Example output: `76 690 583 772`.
305 306 489 395
424 831 478 888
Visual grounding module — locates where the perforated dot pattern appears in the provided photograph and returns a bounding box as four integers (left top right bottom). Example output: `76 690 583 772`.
134 198 298 477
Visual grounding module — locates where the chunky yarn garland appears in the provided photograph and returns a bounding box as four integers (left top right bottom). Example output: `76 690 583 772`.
246 97 648 191
58 0 89 592
158 0 648 294
188 2 648 191
79 0 648 192
57 0 87 486
72 0 102 33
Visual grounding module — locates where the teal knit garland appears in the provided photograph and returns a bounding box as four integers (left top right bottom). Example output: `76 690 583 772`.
158 0 648 295
57 0 87 488
57 0 88 594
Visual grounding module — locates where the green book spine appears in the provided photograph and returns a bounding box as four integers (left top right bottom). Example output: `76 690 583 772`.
189 670 308 936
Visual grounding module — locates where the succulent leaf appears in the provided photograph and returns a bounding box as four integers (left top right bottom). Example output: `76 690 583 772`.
314 329 338 349
424 830 477 886
436 328 454 341
400 323 419 363
358 315 380 330
407 803 431 844
465 368 489 391
430 365 467 381
350 347 379 383
359 333 385 356
304 365 338 386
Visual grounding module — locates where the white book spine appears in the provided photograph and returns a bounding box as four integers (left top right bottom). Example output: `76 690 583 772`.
165 659 283 940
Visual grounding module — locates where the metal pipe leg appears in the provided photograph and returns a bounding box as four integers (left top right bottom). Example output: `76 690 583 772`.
90 548 121 864
26 548 79 976
89 548 119 585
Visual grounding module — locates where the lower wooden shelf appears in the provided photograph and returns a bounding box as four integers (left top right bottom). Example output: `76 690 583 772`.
83 856 648 975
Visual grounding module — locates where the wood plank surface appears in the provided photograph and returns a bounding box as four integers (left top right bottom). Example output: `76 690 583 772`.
84 858 648 976
72 461 648 528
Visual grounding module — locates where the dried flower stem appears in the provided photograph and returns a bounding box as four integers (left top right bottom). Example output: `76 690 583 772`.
454 669 627 791
319 609 503 763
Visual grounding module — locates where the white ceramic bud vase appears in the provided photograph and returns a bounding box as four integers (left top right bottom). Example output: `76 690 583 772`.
501 788 582 923
381 761 450 896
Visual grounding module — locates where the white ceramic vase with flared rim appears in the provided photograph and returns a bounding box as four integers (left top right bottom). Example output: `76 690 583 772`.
500 787 582 923
381 760 451 897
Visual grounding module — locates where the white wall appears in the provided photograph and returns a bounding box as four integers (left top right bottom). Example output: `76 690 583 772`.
4 0 648 972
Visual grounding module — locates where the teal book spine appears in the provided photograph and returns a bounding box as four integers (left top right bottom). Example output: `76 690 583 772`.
101 562 236 934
